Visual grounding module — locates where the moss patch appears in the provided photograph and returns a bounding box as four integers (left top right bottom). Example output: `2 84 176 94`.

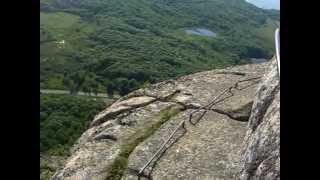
106 104 185 180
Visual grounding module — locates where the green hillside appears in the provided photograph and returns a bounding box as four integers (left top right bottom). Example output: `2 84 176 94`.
40 94 106 179
40 94 106 155
40 0 279 95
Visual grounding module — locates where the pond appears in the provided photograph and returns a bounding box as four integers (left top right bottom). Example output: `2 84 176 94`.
185 28 217 37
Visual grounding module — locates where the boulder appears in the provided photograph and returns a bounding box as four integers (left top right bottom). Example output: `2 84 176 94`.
53 62 272 180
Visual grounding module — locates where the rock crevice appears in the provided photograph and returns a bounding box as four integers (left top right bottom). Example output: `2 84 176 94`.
52 62 275 180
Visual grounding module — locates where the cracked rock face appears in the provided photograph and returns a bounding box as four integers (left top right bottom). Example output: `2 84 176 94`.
52 62 271 180
237 57 280 180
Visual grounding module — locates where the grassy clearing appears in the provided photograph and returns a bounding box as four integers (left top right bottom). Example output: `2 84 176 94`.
40 11 95 53
106 105 185 180
40 11 98 90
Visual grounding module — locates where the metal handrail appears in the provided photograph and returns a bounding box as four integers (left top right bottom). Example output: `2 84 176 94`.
275 28 280 77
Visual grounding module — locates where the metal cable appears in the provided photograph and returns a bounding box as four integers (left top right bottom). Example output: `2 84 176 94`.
137 76 262 176
138 119 186 176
